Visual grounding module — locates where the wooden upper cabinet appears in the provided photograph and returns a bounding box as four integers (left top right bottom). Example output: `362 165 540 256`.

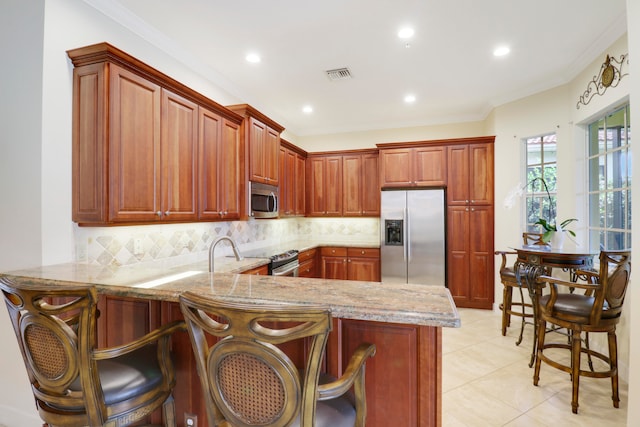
343 152 379 217
379 146 446 188
160 89 198 220
227 104 284 186
68 42 243 225
199 108 241 220
447 142 494 206
279 141 307 217
108 65 164 222
306 155 343 216
294 153 306 215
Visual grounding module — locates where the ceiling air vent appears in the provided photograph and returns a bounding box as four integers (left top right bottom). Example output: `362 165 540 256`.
325 67 353 81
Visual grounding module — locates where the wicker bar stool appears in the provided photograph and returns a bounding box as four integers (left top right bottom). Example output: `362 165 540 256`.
179 292 376 427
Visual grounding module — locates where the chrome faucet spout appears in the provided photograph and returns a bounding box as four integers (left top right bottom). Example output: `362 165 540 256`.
209 236 244 272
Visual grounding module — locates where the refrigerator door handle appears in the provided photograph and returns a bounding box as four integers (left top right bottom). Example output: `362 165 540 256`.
405 207 410 262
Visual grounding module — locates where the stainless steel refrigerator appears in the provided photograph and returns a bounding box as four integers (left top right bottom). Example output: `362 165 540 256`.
380 189 446 286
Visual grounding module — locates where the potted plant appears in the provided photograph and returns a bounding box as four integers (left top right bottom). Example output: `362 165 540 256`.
533 217 578 244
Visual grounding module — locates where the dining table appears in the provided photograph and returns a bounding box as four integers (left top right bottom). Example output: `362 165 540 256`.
513 246 598 367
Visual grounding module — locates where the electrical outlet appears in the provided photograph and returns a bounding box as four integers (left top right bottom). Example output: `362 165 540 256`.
133 238 143 255
185 413 197 427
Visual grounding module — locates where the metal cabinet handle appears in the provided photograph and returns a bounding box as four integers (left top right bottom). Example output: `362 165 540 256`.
156 211 162 216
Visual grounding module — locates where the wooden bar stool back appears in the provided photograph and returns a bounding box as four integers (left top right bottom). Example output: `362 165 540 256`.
179 292 376 427
534 250 631 413
496 232 548 341
0 279 183 427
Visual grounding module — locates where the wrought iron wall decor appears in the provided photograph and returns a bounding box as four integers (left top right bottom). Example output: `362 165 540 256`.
576 53 628 109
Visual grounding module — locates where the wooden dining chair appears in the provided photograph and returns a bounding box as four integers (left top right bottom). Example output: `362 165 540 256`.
0 279 184 427
533 250 631 414
179 292 376 427
496 232 548 339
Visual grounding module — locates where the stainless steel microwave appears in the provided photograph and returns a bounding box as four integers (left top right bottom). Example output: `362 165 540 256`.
249 182 278 218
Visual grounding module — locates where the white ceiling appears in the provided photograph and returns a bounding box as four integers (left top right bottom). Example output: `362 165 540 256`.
86 0 627 137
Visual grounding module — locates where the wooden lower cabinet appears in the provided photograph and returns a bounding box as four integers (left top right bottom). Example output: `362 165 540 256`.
298 248 318 278
321 247 381 281
241 264 269 275
328 319 442 427
156 301 442 427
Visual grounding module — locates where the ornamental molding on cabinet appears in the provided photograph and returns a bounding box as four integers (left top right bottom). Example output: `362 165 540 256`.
576 53 629 109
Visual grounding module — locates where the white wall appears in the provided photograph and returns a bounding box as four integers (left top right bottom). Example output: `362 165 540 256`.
0 1 46 425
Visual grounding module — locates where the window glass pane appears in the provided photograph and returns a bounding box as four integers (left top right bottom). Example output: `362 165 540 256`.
587 103 632 251
598 155 606 191
588 157 599 192
588 119 604 156
527 140 541 166
588 193 600 227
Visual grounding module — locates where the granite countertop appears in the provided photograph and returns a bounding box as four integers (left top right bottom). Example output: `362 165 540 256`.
0 239 460 328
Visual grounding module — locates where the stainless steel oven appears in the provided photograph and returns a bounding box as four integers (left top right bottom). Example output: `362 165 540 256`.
268 250 299 277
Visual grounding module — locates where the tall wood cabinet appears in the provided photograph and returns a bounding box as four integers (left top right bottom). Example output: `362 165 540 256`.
446 140 495 309
67 42 243 225
227 104 284 186
376 137 495 309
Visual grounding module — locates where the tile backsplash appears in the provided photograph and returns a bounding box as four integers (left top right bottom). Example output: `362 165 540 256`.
75 217 380 267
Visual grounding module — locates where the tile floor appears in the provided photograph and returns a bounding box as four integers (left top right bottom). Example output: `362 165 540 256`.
442 308 628 426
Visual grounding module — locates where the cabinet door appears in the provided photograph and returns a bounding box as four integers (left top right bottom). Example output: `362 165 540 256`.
446 145 470 206
198 107 221 219
248 117 266 183
109 64 161 222
347 248 380 281
265 126 280 185
469 143 494 205
321 247 348 279
322 256 348 279
219 119 241 219
342 154 362 216
413 146 446 186
379 148 413 188
361 153 380 216
161 89 198 221
306 157 326 216
446 206 471 305
469 205 494 306
279 147 288 215
97 295 161 348
324 156 343 216
72 62 107 223
294 154 306 215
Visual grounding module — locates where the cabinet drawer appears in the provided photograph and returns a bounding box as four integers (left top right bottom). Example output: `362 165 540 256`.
320 247 348 257
298 248 317 263
347 248 380 258
298 259 316 278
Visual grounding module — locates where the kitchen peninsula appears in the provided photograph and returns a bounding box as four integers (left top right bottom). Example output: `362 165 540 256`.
1 258 459 427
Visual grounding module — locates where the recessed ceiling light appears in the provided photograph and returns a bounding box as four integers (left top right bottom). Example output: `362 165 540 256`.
302 105 313 114
398 27 415 39
493 46 510 57
404 94 416 103
245 53 261 63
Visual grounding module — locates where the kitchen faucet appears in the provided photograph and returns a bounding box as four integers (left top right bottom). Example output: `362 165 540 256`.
209 236 243 272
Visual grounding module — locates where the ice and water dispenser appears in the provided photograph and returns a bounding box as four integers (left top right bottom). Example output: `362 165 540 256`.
384 219 403 246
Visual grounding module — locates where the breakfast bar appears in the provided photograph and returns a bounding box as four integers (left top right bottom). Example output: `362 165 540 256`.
1 262 459 427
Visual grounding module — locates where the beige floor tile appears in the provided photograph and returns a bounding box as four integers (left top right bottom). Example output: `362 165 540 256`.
441 307 628 426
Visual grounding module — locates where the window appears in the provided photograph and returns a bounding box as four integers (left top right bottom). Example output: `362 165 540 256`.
525 134 557 232
587 104 631 250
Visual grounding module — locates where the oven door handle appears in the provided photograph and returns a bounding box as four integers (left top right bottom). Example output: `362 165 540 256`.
271 260 300 276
